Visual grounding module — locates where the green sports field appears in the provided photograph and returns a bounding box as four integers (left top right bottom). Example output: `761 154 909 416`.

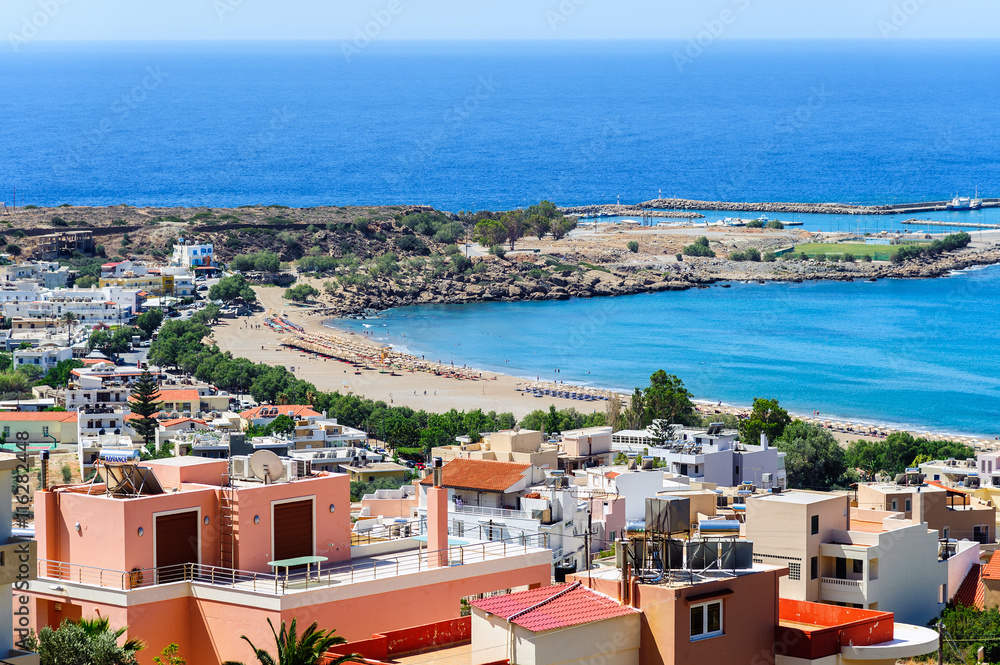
790 243 896 260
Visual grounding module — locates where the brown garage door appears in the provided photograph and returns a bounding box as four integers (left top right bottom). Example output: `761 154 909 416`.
273 500 313 561
155 511 199 570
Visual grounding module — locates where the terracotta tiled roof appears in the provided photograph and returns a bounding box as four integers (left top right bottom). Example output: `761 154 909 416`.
605 471 620 479
954 563 985 609
984 551 1000 581
240 405 320 420
472 582 638 633
138 389 201 402
419 458 530 492
0 412 77 422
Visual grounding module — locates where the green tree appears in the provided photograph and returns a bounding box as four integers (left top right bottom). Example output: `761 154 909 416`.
153 643 186 665
269 414 296 435
40 359 84 388
501 211 526 250
130 370 162 451
0 370 33 400
473 219 507 249
626 240 639 253
528 214 549 239
775 420 851 490
284 284 320 302
642 370 696 427
222 618 362 665
28 617 144 665
135 308 164 339
738 397 791 446
209 274 257 304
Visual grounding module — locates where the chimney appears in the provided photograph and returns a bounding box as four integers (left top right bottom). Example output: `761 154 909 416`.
760 432 768 449
427 457 448 567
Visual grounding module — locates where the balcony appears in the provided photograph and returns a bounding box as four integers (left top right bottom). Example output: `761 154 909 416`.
452 504 530 520
820 576 878 605
35 536 549 597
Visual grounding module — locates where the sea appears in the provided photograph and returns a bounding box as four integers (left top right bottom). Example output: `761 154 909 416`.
3 39 999 435
335 265 1000 438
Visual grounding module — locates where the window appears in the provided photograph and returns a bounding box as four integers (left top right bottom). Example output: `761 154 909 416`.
788 562 801 581
2 426 8 437
42 426 49 436
905 499 911 512
810 515 819 535
810 556 818 580
853 559 863 574
943 527 950 539
690 600 723 640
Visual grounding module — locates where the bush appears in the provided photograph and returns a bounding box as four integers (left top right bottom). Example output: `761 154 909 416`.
683 237 715 258
675 253 683 262
4 244 21 256
395 234 429 255
815 253 826 262
842 252 855 263
766 220 784 229
798 252 808 260
744 248 761 262
489 245 506 258
231 250 280 273
443 244 461 255
729 250 746 262
763 251 777 262
50 216 68 226
528 268 545 279
284 283 320 302
862 254 872 262
451 255 472 273
627 241 639 253
353 218 370 233
746 220 764 228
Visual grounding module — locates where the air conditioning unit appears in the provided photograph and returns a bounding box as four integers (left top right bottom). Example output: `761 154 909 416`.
230 456 251 479
762 473 773 484
294 458 312 477
282 458 298 481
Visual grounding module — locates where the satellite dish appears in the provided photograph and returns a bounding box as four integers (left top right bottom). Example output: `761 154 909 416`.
249 450 283 482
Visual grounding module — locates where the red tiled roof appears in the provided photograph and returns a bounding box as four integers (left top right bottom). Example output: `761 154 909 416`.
80 359 114 366
136 389 201 402
0 412 77 422
605 471 620 479
240 405 320 420
102 262 122 268
419 458 530 492
471 582 638 632
984 551 1000 581
954 563 985 609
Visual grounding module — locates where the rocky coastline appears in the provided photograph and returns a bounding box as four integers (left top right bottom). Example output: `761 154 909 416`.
316 244 1000 318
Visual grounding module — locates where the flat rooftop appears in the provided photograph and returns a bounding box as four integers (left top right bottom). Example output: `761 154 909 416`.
752 491 845 505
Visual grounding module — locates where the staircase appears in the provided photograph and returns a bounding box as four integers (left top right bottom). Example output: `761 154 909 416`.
220 472 238 569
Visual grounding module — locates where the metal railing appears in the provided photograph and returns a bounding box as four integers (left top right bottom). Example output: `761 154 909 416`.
37 536 549 596
452 504 531 520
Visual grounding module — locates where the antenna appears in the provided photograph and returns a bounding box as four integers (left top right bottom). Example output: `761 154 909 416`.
249 449 283 483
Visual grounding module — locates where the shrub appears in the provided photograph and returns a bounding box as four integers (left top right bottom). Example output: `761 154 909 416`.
395 234 429 255
5 244 21 256
451 255 472 273
50 216 68 226
489 245 506 258
675 253 683 261
683 237 715 258
353 218 370 233
746 220 764 228
627 241 639 253
862 254 872 262
744 248 761 262
766 220 784 229
729 250 746 262
111 219 127 226
443 244 461 255
843 253 855 263
815 253 827 262
763 251 777 262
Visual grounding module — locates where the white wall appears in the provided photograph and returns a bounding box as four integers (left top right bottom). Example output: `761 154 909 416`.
614 470 666 521
872 523 947 626
946 540 980 603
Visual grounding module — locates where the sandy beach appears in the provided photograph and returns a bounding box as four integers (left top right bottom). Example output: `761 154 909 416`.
208 285 998 452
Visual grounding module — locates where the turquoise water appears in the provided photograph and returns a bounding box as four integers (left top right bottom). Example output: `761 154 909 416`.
335 266 1000 436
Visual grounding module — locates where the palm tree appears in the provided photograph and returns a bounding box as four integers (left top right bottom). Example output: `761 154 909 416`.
222 618 362 665
62 311 78 341
74 615 146 654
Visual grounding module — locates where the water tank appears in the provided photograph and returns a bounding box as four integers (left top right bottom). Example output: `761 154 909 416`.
699 520 741 537
99 449 140 463
645 497 691 535
641 456 655 470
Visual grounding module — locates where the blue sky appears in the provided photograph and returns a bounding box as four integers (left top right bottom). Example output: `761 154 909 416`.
5 0 1000 41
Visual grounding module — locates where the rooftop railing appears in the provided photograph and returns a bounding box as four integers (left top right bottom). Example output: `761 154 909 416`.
37 536 547 596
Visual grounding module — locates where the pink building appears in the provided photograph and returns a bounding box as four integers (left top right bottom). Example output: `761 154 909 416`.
25 456 550 665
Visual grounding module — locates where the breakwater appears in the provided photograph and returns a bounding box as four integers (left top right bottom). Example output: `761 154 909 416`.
634 197 1000 216
559 205 703 218
901 218 1000 229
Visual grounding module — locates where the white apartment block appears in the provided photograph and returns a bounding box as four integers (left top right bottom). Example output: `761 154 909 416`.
13 344 73 372
170 242 215 269
613 423 786 489
745 490 958 626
